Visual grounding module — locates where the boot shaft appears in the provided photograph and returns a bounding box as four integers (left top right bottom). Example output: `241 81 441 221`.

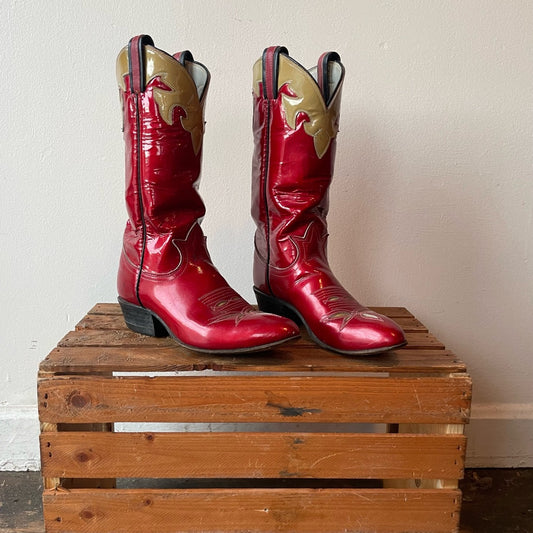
250 49 407 354
116 36 210 237
115 36 301 352
251 47 344 277
253 47 344 159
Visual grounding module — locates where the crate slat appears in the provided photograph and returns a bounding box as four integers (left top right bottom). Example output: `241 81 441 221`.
87 303 123 315
40 346 464 374
57 328 445 350
76 314 127 331
39 375 471 424
40 432 465 480
43 488 461 533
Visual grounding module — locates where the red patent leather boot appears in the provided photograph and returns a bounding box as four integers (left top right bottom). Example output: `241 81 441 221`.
251 46 406 355
116 36 298 353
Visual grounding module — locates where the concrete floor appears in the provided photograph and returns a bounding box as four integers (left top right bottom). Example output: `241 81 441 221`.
1 469 532 532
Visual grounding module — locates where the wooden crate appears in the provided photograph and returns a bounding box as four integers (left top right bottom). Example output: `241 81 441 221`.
38 303 471 533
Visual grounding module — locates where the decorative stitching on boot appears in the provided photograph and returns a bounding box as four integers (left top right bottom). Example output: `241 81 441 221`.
312 286 385 330
198 286 254 326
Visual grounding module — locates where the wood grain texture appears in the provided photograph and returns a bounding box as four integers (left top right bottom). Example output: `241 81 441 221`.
42 488 461 533
40 431 465 480
40 423 60 490
39 345 464 374
38 303 463 375
39 375 472 424
56 328 445 351
39 303 470 532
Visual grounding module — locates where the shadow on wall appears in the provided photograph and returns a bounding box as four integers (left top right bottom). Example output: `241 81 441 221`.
327 113 409 305
329 108 531 406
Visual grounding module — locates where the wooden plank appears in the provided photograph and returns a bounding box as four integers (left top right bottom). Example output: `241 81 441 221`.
76 313 428 333
42 488 461 533
370 306 414 318
40 369 117 491
39 370 62 491
40 422 60 490
229 330 445 350
57 329 172 348
39 375 472 424
76 314 127 331
87 303 123 315
395 316 429 332
56 328 444 350
40 425 116 491
386 419 466 490
40 432 465 480
385 371 470 491
39 345 465 374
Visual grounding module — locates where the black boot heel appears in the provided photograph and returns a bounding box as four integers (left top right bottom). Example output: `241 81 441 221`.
118 297 168 337
253 287 302 325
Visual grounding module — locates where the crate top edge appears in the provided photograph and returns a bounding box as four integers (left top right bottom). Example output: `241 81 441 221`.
40 303 467 374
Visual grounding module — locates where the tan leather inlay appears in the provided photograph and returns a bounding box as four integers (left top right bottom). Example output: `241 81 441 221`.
116 47 129 91
252 59 262 97
116 45 205 155
252 55 342 159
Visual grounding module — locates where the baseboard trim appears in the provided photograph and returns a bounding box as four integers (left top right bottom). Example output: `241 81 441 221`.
471 402 533 420
0 406 40 471
466 403 533 468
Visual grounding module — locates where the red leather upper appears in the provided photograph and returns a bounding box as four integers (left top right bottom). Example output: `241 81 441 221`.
120 73 207 290
117 37 298 351
251 48 406 354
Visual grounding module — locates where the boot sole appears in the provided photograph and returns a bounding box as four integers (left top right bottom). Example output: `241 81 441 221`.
254 287 407 356
118 297 298 354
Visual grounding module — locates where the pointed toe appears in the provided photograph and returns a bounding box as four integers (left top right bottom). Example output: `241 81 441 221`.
335 313 407 355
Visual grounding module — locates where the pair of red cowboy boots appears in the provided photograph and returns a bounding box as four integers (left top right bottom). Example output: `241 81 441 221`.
116 35 406 355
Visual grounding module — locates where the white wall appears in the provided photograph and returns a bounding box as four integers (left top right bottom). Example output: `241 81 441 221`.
1 0 532 469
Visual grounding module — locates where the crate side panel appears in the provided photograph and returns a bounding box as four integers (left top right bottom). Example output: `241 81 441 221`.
40 432 466 480
43 488 461 533
39 346 465 374
39 375 472 424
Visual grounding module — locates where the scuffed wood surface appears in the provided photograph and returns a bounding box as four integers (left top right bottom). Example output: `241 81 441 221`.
41 431 466 480
42 488 462 533
39 375 471 424
39 303 463 375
